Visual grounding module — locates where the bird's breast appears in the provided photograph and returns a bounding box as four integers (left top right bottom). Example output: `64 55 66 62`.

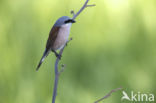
53 24 72 50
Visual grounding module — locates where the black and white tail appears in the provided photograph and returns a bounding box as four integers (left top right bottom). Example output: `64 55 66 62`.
36 49 49 71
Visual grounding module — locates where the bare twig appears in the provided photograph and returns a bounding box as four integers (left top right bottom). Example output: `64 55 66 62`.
70 10 75 16
71 0 95 20
94 87 122 103
86 4 96 7
52 38 72 103
52 0 95 103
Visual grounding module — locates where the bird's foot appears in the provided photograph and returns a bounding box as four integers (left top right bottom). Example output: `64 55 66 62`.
55 53 62 60
52 49 62 60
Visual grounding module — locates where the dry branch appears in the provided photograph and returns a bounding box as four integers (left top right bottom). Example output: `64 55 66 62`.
52 0 95 103
52 38 72 103
71 0 95 20
94 87 122 103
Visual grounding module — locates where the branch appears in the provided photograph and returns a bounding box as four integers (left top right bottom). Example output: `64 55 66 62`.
71 0 95 20
52 38 72 103
52 0 95 103
94 87 122 103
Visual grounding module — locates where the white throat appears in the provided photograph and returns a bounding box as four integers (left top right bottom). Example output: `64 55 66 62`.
61 23 72 28
53 23 72 50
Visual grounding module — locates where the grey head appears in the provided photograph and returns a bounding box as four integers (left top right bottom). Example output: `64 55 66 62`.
54 16 75 27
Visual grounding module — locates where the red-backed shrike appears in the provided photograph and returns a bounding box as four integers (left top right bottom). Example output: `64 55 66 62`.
36 16 75 71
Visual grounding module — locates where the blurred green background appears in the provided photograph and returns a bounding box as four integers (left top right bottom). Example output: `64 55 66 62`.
0 0 156 103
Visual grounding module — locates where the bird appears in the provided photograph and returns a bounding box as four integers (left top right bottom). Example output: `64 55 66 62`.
36 16 75 71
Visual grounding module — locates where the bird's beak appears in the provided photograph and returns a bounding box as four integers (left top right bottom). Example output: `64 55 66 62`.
70 19 76 23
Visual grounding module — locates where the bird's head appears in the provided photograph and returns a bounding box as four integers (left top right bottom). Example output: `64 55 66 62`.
54 16 76 27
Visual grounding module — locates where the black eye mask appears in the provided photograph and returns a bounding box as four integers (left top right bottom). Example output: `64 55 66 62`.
64 19 76 24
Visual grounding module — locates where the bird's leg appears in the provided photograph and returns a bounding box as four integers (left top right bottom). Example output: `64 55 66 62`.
52 49 62 59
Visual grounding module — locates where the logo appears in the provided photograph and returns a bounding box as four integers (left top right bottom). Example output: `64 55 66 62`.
121 91 154 102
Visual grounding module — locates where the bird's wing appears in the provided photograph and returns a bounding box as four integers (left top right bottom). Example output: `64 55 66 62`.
46 26 60 50
36 26 60 71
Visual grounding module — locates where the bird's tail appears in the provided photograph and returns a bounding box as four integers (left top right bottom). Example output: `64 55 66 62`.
36 49 49 71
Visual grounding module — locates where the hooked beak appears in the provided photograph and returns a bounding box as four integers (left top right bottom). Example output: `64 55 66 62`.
70 19 76 23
